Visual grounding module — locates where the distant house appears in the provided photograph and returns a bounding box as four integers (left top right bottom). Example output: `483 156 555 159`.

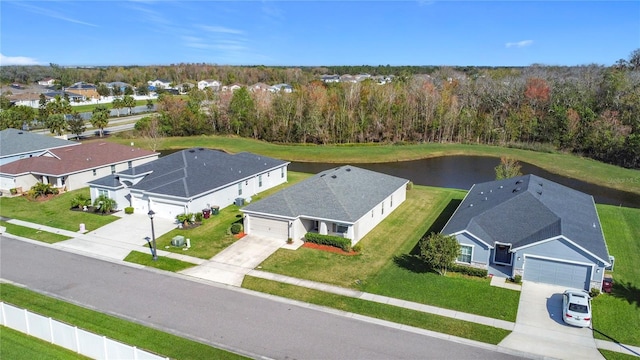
105 82 132 94
88 148 289 220
321 75 340 83
37 78 56 86
269 84 293 93
340 74 357 83
147 79 172 91
0 141 158 193
222 84 243 92
197 79 221 91
42 90 85 102
249 83 271 92
0 128 78 166
242 166 408 244
441 174 612 291
66 82 99 99
6 93 42 108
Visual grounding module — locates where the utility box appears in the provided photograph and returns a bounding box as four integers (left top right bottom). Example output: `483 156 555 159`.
171 235 185 247
235 198 244 206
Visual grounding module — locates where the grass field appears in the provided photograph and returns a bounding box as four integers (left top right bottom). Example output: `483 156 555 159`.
242 276 511 345
1 326 90 360
0 220 71 243
0 188 118 232
108 135 640 196
592 205 640 346
123 250 196 271
0 283 247 360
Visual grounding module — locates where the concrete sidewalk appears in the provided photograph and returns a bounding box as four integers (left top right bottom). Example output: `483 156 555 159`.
3 219 639 359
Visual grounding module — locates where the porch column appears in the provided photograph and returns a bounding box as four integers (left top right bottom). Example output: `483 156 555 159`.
319 221 328 235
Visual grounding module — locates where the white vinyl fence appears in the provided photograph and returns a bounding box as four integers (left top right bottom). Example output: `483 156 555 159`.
1 302 168 360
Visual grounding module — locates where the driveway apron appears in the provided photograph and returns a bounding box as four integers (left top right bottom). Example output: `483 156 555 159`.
180 235 284 286
499 281 604 359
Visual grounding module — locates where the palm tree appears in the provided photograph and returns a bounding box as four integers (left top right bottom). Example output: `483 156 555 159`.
122 95 136 115
93 195 117 214
90 105 110 137
46 113 67 136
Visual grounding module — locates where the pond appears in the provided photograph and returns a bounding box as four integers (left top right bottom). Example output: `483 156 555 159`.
289 156 640 208
158 150 640 208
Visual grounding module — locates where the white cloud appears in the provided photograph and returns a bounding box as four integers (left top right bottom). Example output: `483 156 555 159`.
197 25 244 35
12 2 98 27
0 53 41 66
506 40 533 48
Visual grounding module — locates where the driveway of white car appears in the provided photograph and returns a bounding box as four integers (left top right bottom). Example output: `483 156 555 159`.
499 281 604 359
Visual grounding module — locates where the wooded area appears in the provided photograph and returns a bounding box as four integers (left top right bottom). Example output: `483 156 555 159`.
1 50 639 169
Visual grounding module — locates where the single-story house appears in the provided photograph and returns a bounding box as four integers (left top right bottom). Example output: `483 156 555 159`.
441 174 612 291
147 79 171 90
0 128 79 166
38 78 56 86
197 79 221 91
0 141 158 192
241 166 409 244
88 148 290 220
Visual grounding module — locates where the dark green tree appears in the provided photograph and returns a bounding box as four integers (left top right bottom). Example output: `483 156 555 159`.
67 112 86 139
228 87 255 135
419 233 460 276
122 95 136 115
45 113 67 136
90 105 110 137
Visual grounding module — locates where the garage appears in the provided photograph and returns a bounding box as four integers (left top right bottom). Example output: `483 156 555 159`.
247 216 289 240
149 201 184 220
523 256 591 290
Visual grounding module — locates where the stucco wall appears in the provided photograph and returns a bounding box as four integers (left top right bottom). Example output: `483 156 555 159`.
454 232 491 265
352 183 407 244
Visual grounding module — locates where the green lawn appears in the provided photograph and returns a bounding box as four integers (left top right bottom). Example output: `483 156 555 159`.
599 349 640 360
255 185 521 321
592 205 640 346
124 250 197 271
1 220 71 243
0 188 118 232
71 99 153 113
1 326 90 360
242 276 511 345
0 283 247 360
108 135 640 196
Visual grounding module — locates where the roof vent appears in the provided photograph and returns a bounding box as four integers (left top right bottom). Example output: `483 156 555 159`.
483 197 488 201
346 168 351 172
469 203 474 207
499 185 503 189
537 190 542 195
189 149 195 153
198 148 204 151
18 131 23 134
513 187 521 193
331 175 337 179
480 191 484 195
320 174 326 177
516 180 523 184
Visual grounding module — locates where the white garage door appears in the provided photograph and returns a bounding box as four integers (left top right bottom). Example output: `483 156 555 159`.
150 201 184 220
249 216 289 240
523 257 591 290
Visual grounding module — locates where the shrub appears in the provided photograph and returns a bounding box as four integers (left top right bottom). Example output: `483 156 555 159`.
304 232 351 252
287 237 293 244
450 264 488 278
513 274 522 284
406 181 413 190
352 243 363 253
9 188 17 195
230 223 243 234
93 195 117 214
194 212 204 222
71 194 92 209
28 183 58 198
176 213 191 224
124 206 134 214
589 288 600 298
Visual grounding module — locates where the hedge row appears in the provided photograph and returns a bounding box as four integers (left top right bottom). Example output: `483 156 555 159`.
304 232 351 252
450 264 488 278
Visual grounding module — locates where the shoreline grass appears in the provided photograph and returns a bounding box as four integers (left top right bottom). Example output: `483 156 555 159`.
1 326 90 360
0 283 247 360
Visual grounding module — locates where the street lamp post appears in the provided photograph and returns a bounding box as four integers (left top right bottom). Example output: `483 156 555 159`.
147 209 158 261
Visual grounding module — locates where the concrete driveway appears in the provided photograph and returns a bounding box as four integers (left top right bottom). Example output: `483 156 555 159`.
180 235 285 286
499 281 604 359
54 213 177 260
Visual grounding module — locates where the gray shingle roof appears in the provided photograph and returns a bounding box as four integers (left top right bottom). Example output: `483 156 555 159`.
442 174 609 262
0 128 78 158
117 148 288 198
242 166 408 223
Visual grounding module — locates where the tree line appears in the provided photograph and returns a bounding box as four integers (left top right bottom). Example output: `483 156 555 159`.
139 59 639 169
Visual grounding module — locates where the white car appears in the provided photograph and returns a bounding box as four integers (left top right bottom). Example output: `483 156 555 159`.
562 289 592 327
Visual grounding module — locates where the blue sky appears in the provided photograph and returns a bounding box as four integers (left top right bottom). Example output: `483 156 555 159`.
1 1 638 67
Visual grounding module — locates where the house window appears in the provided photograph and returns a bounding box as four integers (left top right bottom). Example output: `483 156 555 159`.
238 182 242 196
128 161 132 169
111 165 116 174
258 175 263 187
93 169 97 176
381 202 385 215
333 223 348 234
371 210 374 218
281 167 284 178
458 245 472 263
98 189 108 197
390 195 393 207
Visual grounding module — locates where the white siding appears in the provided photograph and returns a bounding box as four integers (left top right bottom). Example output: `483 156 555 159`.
0 175 16 190
352 184 407 244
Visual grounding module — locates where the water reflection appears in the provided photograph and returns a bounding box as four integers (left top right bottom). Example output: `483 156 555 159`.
289 156 640 208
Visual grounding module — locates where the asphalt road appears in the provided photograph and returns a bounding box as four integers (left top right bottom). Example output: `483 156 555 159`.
0 236 526 360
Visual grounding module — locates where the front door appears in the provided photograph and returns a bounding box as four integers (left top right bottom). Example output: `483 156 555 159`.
494 244 512 265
